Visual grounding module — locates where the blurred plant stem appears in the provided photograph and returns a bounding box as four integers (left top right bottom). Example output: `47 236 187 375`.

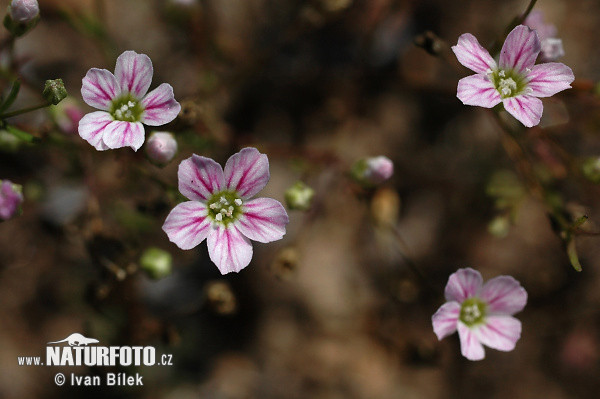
0 101 50 119
489 0 538 56
492 111 586 272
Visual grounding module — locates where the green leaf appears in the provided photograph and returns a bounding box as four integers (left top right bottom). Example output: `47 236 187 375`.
0 80 21 113
5 125 40 143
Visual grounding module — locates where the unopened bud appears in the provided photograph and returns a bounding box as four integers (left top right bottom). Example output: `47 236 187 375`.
4 0 39 37
43 79 68 105
140 247 173 279
352 156 394 187
284 181 315 211
0 179 23 221
581 157 600 184
146 131 178 166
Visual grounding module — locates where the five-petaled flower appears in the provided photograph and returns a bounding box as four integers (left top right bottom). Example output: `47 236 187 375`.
431 268 527 361
79 50 181 151
162 147 289 274
453 24 574 127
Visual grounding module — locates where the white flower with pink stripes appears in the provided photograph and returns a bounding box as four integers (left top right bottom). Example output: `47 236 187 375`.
78 50 181 151
162 148 289 274
432 268 527 361
453 25 574 127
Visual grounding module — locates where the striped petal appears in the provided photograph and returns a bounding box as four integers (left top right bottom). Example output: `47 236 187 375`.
207 224 253 274
141 83 181 126
457 74 502 108
235 197 289 243
503 95 543 127
445 268 483 303
224 148 270 199
452 33 497 74
114 50 153 99
474 315 521 352
81 68 120 111
432 301 460 340
101 120 145 151
178 154 225 202
499 25 541 75
526 62 574 98
78 111 112 150
162 201 212 250
480 275 528 315
457 322 485 360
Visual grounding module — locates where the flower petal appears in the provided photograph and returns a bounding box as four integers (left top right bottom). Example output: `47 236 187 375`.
474 315 522 352
114 50 153 99
178 154 225 202
526 62 574 98
445 268 483 302
207 224 253 274
503 95 543 127
499 25 541 74
224 147 270 199
235 197 289 243
78 111 112 151
162 201 212 250
457 74 502 108
101 120 145 151
457 322 485 360
81 68 120 110
452 33 497 74
432 301 460 340
480 275 528 315
141 83 181 126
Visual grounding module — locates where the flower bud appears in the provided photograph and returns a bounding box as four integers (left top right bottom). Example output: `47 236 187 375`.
581 157 600 184
4 0 39 37
0 179 23 221
140 247 173 279
146 131 178 166
284 181 315 211
352 155 394 186
43 79 68 105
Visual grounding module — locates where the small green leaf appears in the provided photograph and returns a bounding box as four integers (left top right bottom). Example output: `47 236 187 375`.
5 125 40 143
0 80 21 113
566 238 583 272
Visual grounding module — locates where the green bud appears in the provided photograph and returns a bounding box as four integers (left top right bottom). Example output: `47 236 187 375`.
139 247 172 279
581 157 600 184
43 79 68 105
284 181 315 211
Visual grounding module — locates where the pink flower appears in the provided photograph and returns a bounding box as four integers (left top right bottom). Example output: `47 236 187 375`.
524 11 564 62
0 180 24 221
162 148 290 274
453 25 574 127
79 50 181 151
432 268 527 361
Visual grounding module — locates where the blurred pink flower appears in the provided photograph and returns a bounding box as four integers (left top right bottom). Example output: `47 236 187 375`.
432 268 527 361
524 10 564 62
163 148 289 274
452 25 574 127
0 180 23 221
78 50 181 151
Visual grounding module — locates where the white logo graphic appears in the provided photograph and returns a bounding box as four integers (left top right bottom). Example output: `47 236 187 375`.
47 333 100 347
17 332 174 387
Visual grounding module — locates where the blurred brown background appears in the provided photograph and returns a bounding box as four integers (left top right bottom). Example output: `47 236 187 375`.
1 0 600 398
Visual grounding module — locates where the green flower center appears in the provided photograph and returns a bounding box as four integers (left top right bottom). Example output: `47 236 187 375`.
490 69 529 99
207 191 244 225
110 94 144 122
459 298 487 327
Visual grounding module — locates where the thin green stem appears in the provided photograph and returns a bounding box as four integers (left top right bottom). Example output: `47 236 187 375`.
1 102 51 119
